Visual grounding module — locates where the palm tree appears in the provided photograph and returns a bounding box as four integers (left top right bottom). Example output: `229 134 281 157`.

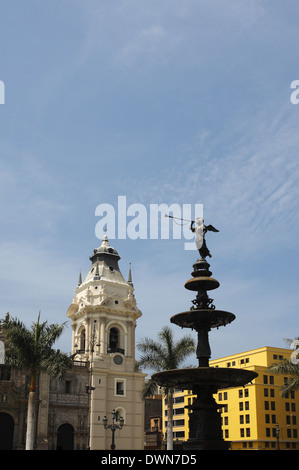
137 326 195 450
2 313 73 450
268 338 299 396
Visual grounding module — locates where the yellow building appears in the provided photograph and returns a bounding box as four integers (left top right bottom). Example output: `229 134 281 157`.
163 346 299 450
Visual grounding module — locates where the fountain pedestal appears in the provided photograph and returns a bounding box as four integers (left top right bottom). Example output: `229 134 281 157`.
152 253 258 450
186 384 226 450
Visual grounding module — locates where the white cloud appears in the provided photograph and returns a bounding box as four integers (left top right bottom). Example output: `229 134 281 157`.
125 101 299 257
74 0 267 72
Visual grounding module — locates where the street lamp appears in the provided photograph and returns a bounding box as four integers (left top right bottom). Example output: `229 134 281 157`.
103 409 125 450
74 321 98 449
275 423 280 450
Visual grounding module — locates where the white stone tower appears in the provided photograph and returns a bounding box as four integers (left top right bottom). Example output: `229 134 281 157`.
66 235 145 450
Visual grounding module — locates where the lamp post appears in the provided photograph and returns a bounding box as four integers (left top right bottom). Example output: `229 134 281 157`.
275 423 280 450
103 409 124 450
74 320 98 449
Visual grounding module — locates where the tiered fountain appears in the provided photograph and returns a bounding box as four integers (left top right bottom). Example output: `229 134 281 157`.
152 219 258 450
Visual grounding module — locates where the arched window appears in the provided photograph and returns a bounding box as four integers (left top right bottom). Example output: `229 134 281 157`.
115 407 126 424
80 329 86 352
0 341 10 381
109 327 119 353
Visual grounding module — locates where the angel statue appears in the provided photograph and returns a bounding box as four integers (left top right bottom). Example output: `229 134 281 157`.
190 217 219 258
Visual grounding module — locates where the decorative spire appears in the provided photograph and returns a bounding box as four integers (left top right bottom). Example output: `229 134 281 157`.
128 263 133 286
100 232 110 248
78 271 82 286
94 263 101 281
100 228 110 248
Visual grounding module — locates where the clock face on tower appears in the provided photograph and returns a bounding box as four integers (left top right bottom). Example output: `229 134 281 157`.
113 354 123 365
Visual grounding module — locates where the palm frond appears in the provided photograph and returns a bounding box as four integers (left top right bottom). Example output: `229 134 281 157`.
268 358 299 396
140 378 159 400
2 313 72 379
40 349 73 379
269 359 299 376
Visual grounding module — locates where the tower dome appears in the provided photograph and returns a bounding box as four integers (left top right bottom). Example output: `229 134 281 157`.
81 234 129 287
90 233 120 260
66 235 141 341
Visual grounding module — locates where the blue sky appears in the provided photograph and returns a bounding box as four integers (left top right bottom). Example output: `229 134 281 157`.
0 0 298 362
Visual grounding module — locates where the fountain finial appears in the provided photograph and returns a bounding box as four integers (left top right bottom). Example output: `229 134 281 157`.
190 218 219 258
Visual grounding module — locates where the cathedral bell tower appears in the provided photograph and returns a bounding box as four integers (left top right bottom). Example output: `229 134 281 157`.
66 235 145 450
